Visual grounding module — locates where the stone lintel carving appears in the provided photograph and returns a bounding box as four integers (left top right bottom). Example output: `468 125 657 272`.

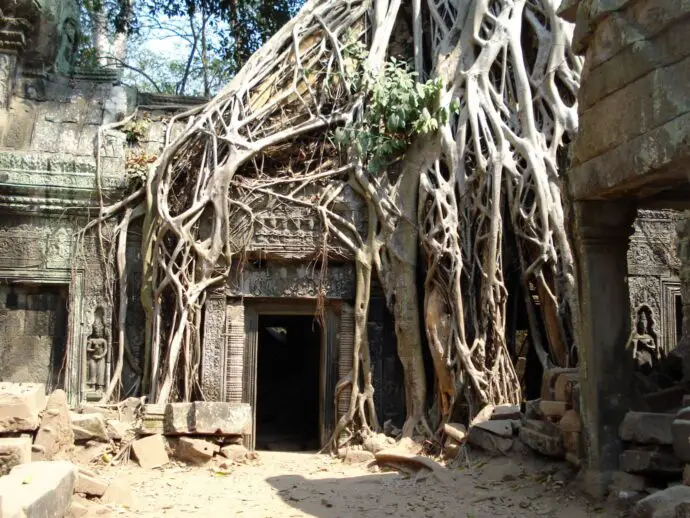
227 262 355 300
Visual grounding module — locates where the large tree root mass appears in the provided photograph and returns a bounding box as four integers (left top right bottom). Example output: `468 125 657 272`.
81 0 581 449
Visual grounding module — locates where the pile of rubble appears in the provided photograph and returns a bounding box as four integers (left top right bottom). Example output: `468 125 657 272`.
0 382 255 517
444 368 583 465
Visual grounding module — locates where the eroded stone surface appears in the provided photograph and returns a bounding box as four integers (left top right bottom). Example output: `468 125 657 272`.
0 382 46 433
632 485 690 518
619 412 674 445
175 437 219 465
131 434 169 469
70 412 109 443
33 389 74 461
0 460 77 518
518 419 564 458
0 436 31 476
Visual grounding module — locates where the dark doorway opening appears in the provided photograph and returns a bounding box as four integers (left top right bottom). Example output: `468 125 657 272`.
256 314 321 451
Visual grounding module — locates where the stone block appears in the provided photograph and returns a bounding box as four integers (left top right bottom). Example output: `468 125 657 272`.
70 412 109 443
175 437 219 465
553 372 579 403
559 410 582 433
163 403 194 435
673 407 690 461
524 399 543 420
467 426 514 455
620 412 674 445
684 464 690 486
574 55 690 167
541 368 577 401
0 437 31 476
131 434 169 469
643 386 687 413
562 431 582 459
138 404 165 435
0 382 46 433
620 448 683 476
473 419 513 438
0 460 77 518
75 469 107 497
491 404 521 420
33 389 74 461
632 485 690 518
220 444 249 463
518 419 564 458
192 402 251 435
540 400 568 418
105 419 130 441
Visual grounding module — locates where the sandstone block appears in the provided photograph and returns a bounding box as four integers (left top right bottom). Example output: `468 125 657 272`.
620 448 683 476
0 437 31 476
491 404 521 421
162 403 194 435
138 404 165 435
684 464 690 486
443 422 467 443
632 485 690 518
518 419 564 458
131 434 169 469
673 407 690 461
620 412 674 445
75 469 108 497
0 382 46 433
473 419 513 438
559 410 582 433
540 400 568 418
468 426 514 455
443 437 461 458
0 460 77 518
175 437 219 464
33 389 74 461
541 368 577 401
70 413 109 443
105 419 130 441
562 431 582 460
220 444 249 463
192 402 251 435
553 373 579 403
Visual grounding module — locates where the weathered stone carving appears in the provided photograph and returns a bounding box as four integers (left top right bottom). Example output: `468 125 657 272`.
85 307 108 392
631 305 660 373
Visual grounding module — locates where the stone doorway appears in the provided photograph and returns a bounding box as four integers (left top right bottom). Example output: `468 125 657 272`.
255 314 321 451
0 282 68 391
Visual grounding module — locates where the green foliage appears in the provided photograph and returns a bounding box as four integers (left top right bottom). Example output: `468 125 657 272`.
123 118 152 144
334 47 458 174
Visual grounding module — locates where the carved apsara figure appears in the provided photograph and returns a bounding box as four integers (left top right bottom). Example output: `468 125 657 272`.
86 307 108 391
631 306 660 373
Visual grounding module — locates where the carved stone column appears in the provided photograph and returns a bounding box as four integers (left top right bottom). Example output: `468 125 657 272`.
572 200 637 497
338 304 355 421
201 296 226 401
224 300 245 403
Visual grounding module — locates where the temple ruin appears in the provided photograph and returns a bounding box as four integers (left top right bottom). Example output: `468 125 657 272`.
1 0 690 507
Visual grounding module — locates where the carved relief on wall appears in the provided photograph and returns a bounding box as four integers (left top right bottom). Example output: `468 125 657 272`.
85 306 109 399
0 54 13 109
631 304 660 373
629 276 662 331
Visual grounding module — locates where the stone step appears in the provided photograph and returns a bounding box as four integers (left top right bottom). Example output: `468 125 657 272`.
619 412 674 445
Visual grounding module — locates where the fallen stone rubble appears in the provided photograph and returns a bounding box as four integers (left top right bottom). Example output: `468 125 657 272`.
0 382 257 517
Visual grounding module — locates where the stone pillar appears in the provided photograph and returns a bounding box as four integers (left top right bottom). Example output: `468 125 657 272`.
200 296 226 401
677 213 690 347
224 300 244 403
338 304 355 421
572 200 636 497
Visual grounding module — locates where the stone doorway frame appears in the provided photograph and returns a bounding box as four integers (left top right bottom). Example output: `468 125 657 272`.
242 299 340 451
0 269 85 405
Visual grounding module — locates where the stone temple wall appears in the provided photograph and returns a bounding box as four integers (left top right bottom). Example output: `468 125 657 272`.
628 209 683 355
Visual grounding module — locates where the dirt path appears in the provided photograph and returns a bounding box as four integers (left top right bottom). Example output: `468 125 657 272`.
88 450 612 517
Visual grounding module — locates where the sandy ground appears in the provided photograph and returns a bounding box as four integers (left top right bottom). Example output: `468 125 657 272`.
82 449 617 518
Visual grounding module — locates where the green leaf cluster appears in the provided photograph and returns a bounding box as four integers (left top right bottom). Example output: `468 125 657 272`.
334 51 458 174
123 118 152 144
